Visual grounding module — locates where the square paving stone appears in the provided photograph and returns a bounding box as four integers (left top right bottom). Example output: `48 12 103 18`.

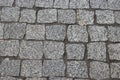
26 78 47 80
26 24 45 40
49 77 72 80
58 10 76 24
21 60 42 77
0 23 4 39
20 9 36 23
77 10 94 25
1 7 20 22
54 0 69 9
114 11 120 24
90 0 107 9
4 23 26 39
0 76 17 80
67 25 88 42
43 60 65 76
90 61 110 80
37 9 57 23
35 0 53 8
108 0 120 10
44 41 64 59
0 0 14 6
46 25 66 41
16 0 35 8
96 10 114 24
66 44 85 60
69 0 89 9
108 26 120 42
110 63 120 78
88 26 107 41
20 41 43 59
0 59 20 76
67 61 88 78
87 42 106 61
108 44 120 60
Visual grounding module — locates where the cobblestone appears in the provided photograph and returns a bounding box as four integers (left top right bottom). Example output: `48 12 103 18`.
26 78 47 80
0 23 4 39
0 76 18 80
114 11 120 24
0 0 14 6
108 0 120 10
49 77 72 80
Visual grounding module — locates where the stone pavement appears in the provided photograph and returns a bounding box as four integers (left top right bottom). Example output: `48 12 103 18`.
0 0 120 80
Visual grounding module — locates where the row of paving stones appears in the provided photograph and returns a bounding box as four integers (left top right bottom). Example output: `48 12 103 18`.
1 23 120 42
0 0 120 10
1 7 120 24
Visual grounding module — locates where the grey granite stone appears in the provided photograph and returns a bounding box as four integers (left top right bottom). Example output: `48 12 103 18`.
16 0 35 8
26 24 45 40
67 25 88 42
20 9 36 23
74 79 89 80
44 41 64 59
96 10 114 24
21 60 42 77
46 25 66 40
111 63 120 78
90 61 110 80
1 7 20 22
108 26 120 42
0 59 20 76
58 10 76 24
87 42 106 61
67 61 88 78
0 23 4 39
0 0 14 6
37 9 57 23
90 0 107 9
0 76 17 80
114 11 120 24
88 26 107 41
77 10 94 25
4 23 26 39
108 44 120 60
54 0 69 9
69 0 89 9
108 0 120 10
43 60 65 76
26 78 47 80
66 44 85 60
49 77 72 80
35 0 53 8
20 41 43 59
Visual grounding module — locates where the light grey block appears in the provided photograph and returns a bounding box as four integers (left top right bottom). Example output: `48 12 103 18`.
21 60 42 77
108 0 120 10
0 0 14 6
114 11 120 24
26 24 45 40
49 77 72 80
67 25 88 42
0 23 4 39
26 78 47 80
44 41 64 59
0 76 17 80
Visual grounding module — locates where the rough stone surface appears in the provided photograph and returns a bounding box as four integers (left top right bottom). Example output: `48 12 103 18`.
4 23 26 39
16 0 35 8
58 10 76 24
108 44 120 60
44 41 64 59
90 0 108 9
35 0 53 8
20 9 36 23
49 77 72 80
87 42 106 61
46 25 66 40
74 79 89 80
69 0 89 9
26 24 45 40
111 63 120 78
26 78 47 80
0 76 17 80
114 11 120 24
43 60 65 76
90 61 110 80
67 25 88 42
54 0 69 9
20 41 43 59
1 7 20 22
88 26 108 41
0 0 14 6
67 61 88 78
96 10 114 24
108 0 120 10
66 44 85 60
0 23 4 39
77 10 94 25
37 9 57 23
108 26 120 42
21 60 42 77
0 59 20 76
